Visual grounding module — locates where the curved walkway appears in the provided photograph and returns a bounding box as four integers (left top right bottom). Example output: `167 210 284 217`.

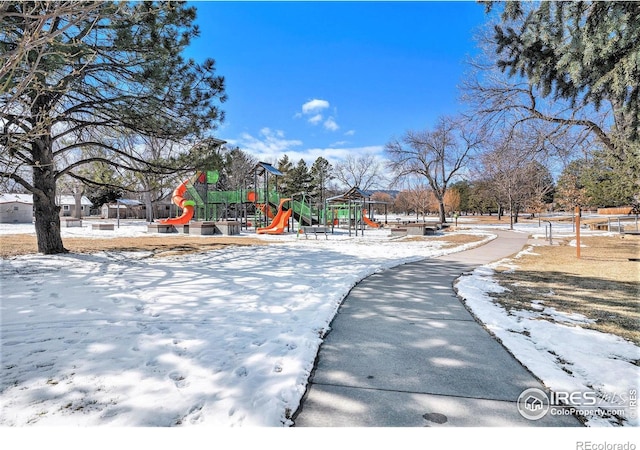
293 230 582 427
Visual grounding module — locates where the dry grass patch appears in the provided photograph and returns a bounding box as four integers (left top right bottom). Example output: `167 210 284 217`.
491 235 640 345
401 232 488 248
0 234 268 258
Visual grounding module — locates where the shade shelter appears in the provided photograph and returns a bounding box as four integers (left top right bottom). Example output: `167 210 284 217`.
325 186 377 236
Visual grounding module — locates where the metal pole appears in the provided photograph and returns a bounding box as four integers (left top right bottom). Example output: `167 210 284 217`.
545 224 548 241
348 200 351 237
618 217 622 234
575 206 581 259
544 221 552 245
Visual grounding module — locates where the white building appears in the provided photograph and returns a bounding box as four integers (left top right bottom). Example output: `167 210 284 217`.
58 195 93 217
0 193 93 223
0 193 33 223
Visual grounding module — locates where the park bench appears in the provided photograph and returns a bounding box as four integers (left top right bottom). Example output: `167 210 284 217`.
60 218 82 228
188 221 241 236
92 223 114 231
301 226 329 239
147 223 176 233
189 221 217 235
215 220 241 236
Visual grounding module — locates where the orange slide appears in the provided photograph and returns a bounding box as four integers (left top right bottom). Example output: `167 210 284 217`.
362 209 381 228
256 198 291 234
159 179 196 225
257 203 275 219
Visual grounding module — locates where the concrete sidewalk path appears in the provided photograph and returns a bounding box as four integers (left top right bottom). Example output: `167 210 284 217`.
293 230 582 427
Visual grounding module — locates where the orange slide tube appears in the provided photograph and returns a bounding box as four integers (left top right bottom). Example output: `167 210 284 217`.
159 179 196 225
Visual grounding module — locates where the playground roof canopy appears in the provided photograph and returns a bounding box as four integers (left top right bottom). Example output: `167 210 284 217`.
251 162 283 177
326 186 372 203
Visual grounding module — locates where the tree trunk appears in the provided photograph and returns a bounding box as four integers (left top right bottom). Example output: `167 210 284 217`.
74 188 83 219
438 200 447 223
32 136 66 254
144 189 154 222
509 197 514 230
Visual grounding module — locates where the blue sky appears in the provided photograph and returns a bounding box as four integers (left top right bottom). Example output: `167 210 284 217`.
187 1 488 165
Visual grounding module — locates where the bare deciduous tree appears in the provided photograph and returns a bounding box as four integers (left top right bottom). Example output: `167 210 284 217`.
385 116 484 223
333 153 384 191
478 130 555 229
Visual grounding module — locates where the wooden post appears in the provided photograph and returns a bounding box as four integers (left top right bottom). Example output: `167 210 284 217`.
575 206 581 259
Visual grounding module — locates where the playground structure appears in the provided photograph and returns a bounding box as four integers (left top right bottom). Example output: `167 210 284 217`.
158 177 196 225
152 163 389 236
324 187 386 236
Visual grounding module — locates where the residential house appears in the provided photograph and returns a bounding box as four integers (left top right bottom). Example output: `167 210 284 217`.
101 199 173 220
58 195 93 218
0 193 33 223
0 193 93 223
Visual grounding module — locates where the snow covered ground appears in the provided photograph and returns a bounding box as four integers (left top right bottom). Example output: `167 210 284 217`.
0 220 493 427
456 249 639 428
1 218 638 435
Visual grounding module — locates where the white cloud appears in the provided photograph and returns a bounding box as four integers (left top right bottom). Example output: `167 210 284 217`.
230 128 303 163
301 99 330 114
308 114 323 125
344 130 356 136
299 145 385 163
229 128 385 166
297 98 340 132
323 116 339 131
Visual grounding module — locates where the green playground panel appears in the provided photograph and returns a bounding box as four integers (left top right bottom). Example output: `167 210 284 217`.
207 190 245 204
186 185 205 206
206 170 219 184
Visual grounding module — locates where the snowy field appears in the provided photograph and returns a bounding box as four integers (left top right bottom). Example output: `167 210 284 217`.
1 220 493 427
1 218 638 436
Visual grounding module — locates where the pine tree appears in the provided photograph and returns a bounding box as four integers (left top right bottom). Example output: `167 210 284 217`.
309 157 333 205
283 159 311 198
276 155 293 196
489 1 639 141
0 2 226 253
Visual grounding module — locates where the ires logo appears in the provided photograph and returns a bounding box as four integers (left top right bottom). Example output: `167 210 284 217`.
517 388 550 420
517 388 637 422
